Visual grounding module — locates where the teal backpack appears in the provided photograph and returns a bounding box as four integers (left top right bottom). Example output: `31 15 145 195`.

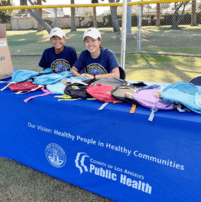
161 81 201 114
32 71 72 85
0 68 53 91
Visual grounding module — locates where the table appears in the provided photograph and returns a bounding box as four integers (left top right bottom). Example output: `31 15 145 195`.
0 80 201 202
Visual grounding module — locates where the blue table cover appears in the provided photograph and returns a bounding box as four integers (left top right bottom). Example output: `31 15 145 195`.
0 80 201 202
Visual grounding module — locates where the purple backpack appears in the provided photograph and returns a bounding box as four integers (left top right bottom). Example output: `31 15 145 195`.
127 87 175 121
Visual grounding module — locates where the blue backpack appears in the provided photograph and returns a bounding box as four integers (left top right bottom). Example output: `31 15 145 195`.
1 68 53 91
46 77 87 95
161 81 201 114
32 71 72 85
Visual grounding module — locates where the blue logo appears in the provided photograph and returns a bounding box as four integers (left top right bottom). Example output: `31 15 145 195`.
50 59 70 73
45 143 66 168
87 63 107 75
75 152 90 174
0 56 5 61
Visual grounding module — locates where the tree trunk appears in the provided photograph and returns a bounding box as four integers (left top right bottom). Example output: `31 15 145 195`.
172 11 178 29
93 7 97 28
172 2 189 29
27 0 52 33
37 0 43 31
108 0 120 32
191 1 197 26
20 0 27 14
71 0 76 31
28 9 52 33
110 6 120 32
156 3 160 26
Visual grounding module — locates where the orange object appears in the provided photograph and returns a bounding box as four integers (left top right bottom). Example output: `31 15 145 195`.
130 104 136 113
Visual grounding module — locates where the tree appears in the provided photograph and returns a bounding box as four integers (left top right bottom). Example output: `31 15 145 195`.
37 0 43 31
156 3 160 26
198 2 201 11
191 1 197 26
101 0 120 32
160 3 170 11
91 0 98 28
0 0 12 23
20 0 52 33
144 4 152 15
172 1 189 29
71 0 76 31
20 0 27 14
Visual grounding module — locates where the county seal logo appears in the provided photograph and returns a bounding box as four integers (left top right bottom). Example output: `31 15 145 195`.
45 143 66 168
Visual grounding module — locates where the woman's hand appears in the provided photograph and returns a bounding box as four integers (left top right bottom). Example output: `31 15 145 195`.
81 73 94 79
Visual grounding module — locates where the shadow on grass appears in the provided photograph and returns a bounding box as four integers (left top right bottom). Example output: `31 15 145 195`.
124 54 201 83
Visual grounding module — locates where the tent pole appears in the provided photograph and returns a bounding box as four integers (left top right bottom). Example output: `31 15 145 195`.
137 2 142 53
120 0 127 70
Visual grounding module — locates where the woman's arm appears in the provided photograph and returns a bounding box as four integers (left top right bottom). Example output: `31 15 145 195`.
71 66 94 79
95 67 120 79
71 66 120 79
71 66 82 77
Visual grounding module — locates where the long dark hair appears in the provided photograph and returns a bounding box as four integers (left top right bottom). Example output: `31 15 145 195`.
98 37 103 49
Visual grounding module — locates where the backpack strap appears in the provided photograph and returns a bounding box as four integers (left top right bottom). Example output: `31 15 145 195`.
24 87 52 103
0 81 16 91
130 104 136 113
148 108 158 121
13 84 43 95
176 104 188 112
98 102 109 110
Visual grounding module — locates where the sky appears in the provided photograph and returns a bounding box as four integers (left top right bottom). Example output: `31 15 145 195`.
13 0 91 5
12 0 123 6
12 0 123 15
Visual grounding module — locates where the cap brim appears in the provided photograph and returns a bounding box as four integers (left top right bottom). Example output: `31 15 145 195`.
50 33 65 38
83 34 100 40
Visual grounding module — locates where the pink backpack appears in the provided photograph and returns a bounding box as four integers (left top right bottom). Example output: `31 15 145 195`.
86 77 128 102
9 81 43 94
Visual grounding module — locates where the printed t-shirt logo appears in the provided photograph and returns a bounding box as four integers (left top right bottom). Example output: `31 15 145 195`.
87 63 108 75
51 59 70 73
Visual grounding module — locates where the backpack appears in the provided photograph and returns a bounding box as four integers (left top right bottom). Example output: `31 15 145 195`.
0 68 53 91
9 81 43 94
32 71 72 85
64 79 96 99
24 71 73 102
161 81 201 114
46 77 87 95
24 87 53 103
129 86 175 121
86 77 128 103
111 82 147 104
46 82 66 95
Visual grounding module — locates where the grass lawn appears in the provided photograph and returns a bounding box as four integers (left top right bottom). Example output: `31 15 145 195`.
7 25 201 83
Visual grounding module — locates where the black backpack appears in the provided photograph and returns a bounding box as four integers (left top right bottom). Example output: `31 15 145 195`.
64 79 96 99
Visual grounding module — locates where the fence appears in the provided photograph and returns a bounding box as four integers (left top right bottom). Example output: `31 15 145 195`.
0 0 201 81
